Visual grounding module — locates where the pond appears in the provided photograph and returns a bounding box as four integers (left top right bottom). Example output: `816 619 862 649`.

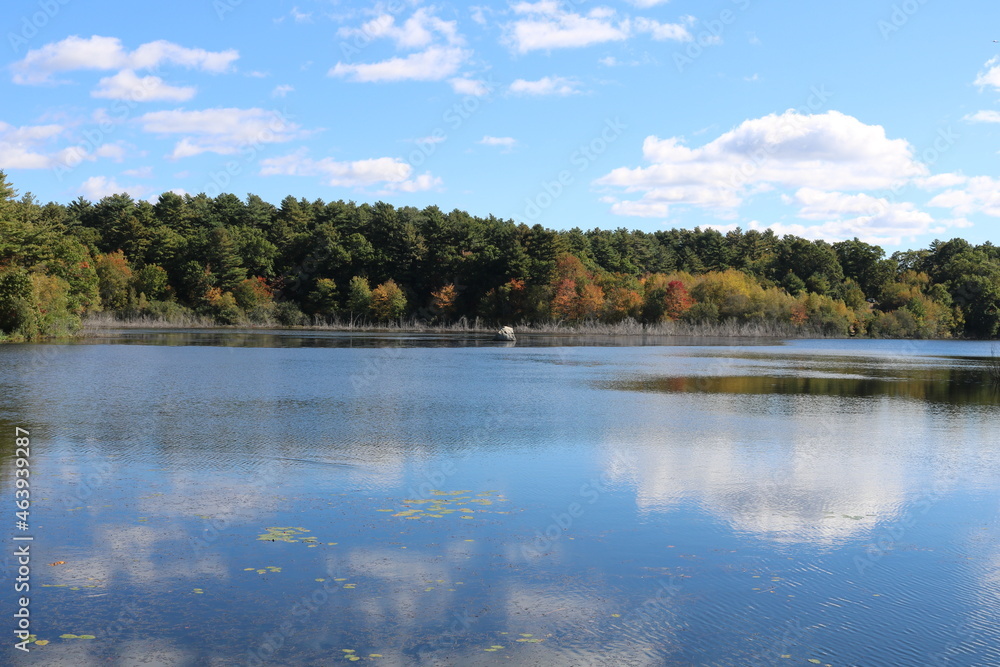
1 332 998 666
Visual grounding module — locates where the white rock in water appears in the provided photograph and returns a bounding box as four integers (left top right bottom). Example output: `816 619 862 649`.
494 326 516 341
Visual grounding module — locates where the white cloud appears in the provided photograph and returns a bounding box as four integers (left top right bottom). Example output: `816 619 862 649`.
94 142 128 161
738 215 968 247
0 120 94 169
597 111 926 216
271 84 294 98
92 69 196 102
626 0 672 6
632 17 692 42
974 56 1000 90
138 108 305 159
595 110 971 243
927 175 1000 217
915 173 967 189
331 8 470 84
12 35 239 85
509 75 580 96
479 135 517 152
338 8 461 50
78 176 150 200
503 1 630 53
769 187 956 245
450 77 491 96
123 166 154 178
964 110 1000 123
330 45 469 83
470 6 489 25
260 148 442 193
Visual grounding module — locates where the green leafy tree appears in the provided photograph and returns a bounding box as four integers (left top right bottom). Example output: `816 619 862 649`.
347 276 373 319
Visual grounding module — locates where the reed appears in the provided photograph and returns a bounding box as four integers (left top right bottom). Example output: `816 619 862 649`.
988 344 1000 385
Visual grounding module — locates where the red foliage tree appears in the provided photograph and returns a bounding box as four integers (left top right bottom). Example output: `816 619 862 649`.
663 280 693 320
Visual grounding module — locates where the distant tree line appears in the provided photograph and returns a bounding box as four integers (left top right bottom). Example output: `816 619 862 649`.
1 170 998 341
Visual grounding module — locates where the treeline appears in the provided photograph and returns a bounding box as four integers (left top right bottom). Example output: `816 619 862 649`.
0 170 998 341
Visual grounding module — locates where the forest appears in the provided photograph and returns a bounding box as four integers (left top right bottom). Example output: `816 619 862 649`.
1 170 998 341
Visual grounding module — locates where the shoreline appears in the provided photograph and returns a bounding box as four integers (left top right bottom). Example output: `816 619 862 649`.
76 313 851 340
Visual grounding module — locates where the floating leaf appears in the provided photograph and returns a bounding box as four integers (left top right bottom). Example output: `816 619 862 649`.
79 635 96 639
34 640 49 646
369 654 382 658
315 578 326 582
60 634 79 639
48 561 66 566
808 661 822 665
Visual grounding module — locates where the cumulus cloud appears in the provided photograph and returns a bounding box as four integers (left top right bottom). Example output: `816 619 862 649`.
509 75 580 96
927 175 1000 218
331 46 469 82
330 8 470 84
260 148 441 193
774 188 948 245
78 175 150 200
12 35 238 85
597 110 926 216
0 121 65 168
502 1 691 53
595 110 973 243
974 56 1000 91
337 8 461 50
964 110 1000 123
138 108 305 159
271 84 294 98
92 69 196 102
503 1 630 53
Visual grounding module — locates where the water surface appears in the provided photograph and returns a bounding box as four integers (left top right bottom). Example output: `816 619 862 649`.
1 332 998 666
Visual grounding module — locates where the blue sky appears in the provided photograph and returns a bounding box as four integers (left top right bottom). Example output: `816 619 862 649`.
4 0 1000 251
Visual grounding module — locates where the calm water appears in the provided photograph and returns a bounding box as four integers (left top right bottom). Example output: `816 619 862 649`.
1 332 999 666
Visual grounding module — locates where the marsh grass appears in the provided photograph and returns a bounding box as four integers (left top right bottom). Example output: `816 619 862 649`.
81 312 835 339
987 344 1000 386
